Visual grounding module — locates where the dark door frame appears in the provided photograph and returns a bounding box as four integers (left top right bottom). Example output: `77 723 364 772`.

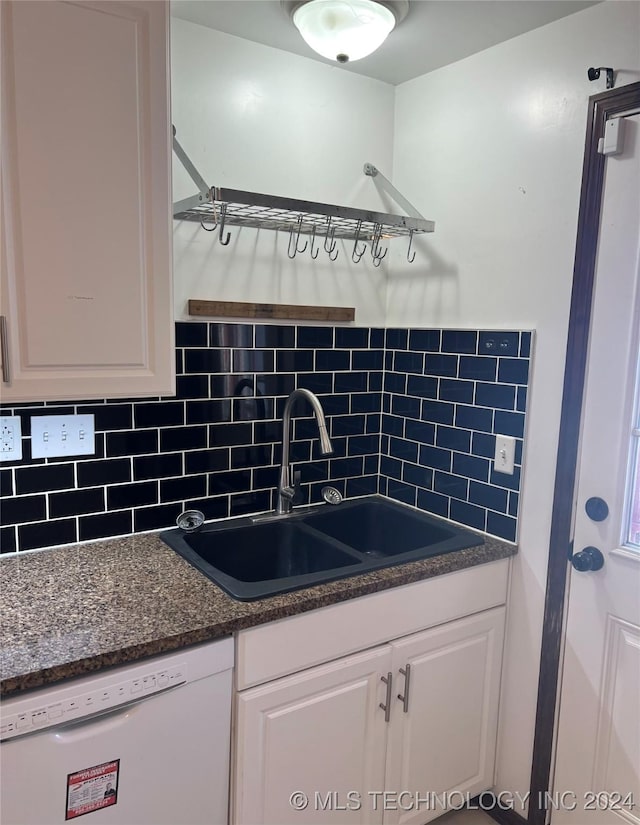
527 80 640 825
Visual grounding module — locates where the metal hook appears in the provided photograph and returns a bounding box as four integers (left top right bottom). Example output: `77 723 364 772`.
310 225 319 259
218 203 231 246
373 253 386 268
372 242 387 267
200 189 218 231
295 216 308 254
406 229 416 263
371 224 379 258
324 218 338 261
351 220 366 263
324 218 336 252
371 224 388 267
288 216 308 259
287 224 298 259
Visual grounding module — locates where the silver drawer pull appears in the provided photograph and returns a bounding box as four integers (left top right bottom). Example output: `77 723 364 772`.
0 316 10 384
379 672 393 723
397 664 411 713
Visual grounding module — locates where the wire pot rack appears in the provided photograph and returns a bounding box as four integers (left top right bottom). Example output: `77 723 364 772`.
172 131 434 265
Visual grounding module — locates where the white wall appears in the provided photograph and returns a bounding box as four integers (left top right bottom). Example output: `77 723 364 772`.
171 19 395 326
389 0 640 803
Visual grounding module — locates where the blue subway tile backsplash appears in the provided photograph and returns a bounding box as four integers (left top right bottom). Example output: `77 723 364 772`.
20 519 78 552
441 330 478 354
380 328 531 541
435 426 471 453
408 329 440 352
452 453 491 482
0 323 531 552
459 355 498 382
0 470 13 497
386 328 409 350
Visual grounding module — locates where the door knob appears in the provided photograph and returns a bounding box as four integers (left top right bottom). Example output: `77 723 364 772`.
585 497 609 522
570 546 605 572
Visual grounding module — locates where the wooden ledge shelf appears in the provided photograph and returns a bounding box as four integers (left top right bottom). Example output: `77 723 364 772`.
188 300 355 323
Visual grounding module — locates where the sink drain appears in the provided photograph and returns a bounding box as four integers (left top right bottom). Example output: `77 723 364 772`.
321 486 343 505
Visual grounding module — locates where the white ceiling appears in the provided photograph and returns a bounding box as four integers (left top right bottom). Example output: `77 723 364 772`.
170 0 599 85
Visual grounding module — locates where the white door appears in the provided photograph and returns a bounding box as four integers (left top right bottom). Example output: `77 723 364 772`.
553 113 640 823
384 607 505 825
233 646 391 825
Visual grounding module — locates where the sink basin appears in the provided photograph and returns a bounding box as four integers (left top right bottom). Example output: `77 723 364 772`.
162 518 363 600
160 495 484 601
186 521 359 582
304 499 458 558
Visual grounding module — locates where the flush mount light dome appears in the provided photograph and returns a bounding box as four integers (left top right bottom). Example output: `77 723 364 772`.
285 0 408 64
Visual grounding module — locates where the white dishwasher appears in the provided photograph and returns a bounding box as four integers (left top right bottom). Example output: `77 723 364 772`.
0 637 234 825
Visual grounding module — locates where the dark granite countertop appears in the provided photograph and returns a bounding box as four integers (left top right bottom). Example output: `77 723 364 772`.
0 530 516 697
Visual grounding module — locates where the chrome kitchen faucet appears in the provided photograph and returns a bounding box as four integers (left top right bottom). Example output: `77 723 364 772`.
276 389 333 515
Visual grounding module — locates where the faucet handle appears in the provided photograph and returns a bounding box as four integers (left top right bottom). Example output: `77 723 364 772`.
292 470 302 504
278 470 300 504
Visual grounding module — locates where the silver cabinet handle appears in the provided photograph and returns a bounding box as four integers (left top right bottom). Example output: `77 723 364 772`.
379 671 393 723
397 664 411 713
0 316 10 384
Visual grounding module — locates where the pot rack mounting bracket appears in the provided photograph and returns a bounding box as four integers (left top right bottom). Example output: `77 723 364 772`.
363 162 425 220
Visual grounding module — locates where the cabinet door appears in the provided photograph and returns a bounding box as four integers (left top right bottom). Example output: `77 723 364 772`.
0 1 174 402
384 607 506 825
234 646 391 825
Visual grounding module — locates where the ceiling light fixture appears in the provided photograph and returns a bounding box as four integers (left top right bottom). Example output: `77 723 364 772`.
283 0 409 64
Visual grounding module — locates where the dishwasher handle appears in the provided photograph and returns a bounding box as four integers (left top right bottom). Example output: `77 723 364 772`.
1 662 189 744
51 702 140 742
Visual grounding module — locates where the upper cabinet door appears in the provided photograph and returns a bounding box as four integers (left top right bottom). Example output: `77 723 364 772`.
0 1 174 402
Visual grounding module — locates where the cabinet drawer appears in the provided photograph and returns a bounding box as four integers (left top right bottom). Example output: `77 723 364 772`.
236 558 509 690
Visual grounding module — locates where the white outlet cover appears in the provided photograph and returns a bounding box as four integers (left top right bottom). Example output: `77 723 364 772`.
0 416 23 462
31 414 95 459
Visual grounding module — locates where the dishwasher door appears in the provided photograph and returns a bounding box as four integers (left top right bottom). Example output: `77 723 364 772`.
1 638 233 825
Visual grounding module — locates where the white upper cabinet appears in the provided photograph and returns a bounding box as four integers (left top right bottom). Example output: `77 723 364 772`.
0 0 174 402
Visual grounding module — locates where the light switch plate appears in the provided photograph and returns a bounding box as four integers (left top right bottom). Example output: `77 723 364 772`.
494 434 516 475
30 414 95 459
0 416 23 462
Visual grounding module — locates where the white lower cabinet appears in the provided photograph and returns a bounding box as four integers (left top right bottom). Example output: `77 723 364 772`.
233 606 506 825
234 646 391 825
384 608 506 825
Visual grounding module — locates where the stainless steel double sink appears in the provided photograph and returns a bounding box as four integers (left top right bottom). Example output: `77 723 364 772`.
160 496 483 601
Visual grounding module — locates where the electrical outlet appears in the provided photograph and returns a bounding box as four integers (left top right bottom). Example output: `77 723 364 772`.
494 434 516 475
0 416 23 462
30 414 95 459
